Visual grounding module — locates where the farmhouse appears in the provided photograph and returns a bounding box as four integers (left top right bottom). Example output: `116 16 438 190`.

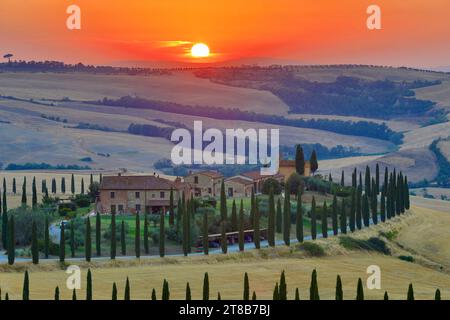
239 170 284 194
224 176 254 197
98 174 191 214
278 159 311 179
184 170 224 197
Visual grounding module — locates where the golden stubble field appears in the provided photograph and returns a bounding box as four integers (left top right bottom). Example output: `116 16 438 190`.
0 204 449 300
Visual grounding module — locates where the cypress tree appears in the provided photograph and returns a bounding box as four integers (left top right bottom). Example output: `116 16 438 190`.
231 199 237 231
31 220 39 264
124 277 131 300
72 289 77 301
159 211 165 257
90 174 94 190
362 194 370 227
250 188 255 227
296 190 303 242
321 201 328 238
332 194 338 235
295 288 300 300
371 182 378 225
112 283 117 300
341 170 345 187
254 198 260 249
185 282 191 300
51 178 56 194
176 198 182 231
71 174 75 194
380 194 386 222
352 168 357 188
8 215 15 265
310 150 318 174
203 210 209 255
182 196 188 256
61 177 66 194
59 220 65 262
86 269 92 300
252 291 257 300
311 197 317 240
81 178 85 194
238 199 244 252
220 180 227 221
169 188 174 226
21 178 27 205
340 198 347 234
121 220 126 255
110 213 116 259
295 145 305 175
162 279 170 300
309 269 320 300
41 179 46 194
218 292 222 300
404 176 410 210
384 291 389 300
407 283 414 300
44 216 49 258
96 212 101 256
151 288 157 300
5 293 8 300
435 289 441 300
22 270 29 300
375 163 380 195
143 212 149 254
279 270 287 300
2 180 6 213
31 177 37 208
356 189 362 229
221 219 227 254
12 177 16 194
54 286 60 300
283 185 291 246
356 278 364 300
1 191 7 249
365 166 371 197
85 217 92 262
273 283 279 300
135 213 140 258
276 198 282 233
268 187 276 246
243 272 250 300
203 272 210 300
70 220 75 258
383 167 388 195
335 275 343 300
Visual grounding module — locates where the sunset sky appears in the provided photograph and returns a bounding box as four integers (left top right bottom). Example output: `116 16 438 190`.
1 0 449 68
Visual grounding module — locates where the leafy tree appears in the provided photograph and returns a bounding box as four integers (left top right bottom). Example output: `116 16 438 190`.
295 145 305 175
310 197 317 240
261 178 282 195
31 221 39 264
356 278 364 300
243 272 250 300
335 275 343 300
203 272 210 300
309 269 320 300
296 191 303 243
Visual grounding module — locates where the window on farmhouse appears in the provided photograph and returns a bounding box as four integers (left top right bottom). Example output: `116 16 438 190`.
160 191 165 198
135 192 140 199
110 192 115 199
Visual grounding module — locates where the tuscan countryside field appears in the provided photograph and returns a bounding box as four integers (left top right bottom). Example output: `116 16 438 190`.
0 0 449 309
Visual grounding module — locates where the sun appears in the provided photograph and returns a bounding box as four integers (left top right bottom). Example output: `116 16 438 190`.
191 43 210 58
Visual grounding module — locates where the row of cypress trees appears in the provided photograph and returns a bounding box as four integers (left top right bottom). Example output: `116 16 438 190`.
12 269 442 300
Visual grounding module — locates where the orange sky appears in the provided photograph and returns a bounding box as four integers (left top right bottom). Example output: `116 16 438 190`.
1 0 449 67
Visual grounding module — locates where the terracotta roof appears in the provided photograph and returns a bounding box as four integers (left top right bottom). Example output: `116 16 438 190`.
225 177 254 186
279 160 311 167
100 175 174 190
241 170 283 181
189 170 223 179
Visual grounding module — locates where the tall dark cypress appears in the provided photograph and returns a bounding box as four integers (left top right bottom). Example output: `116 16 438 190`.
250 188 255 227
96 212 101 256
310 150 318 174
86 269 93 300
435 289 441 300
31 177 37 208
220 180 227 221
295 145 305 175
185 282 192 300
151 288 157 300
341 170 345 187
340 198 347 234
321 202 328 238
2 179 6 215
404 176 410 210
70 220 75 258
349 190 356 232
5 217 13 265
61 177 66 194
112 283 117 300
21 177 27 205
85 217 92 262
383 167 388 195
311 196 317 240
135 213 140 258
238 199 244 252
162 279 170 300
203 272 210 301
268 188 276 246
44 216 49 258
182 196 188 256
362 194 370 227
295 190 303 243
243 272 250 300
335 275 343 300
295 288 300 300
370 180 378 225
143 212 149 254
375 163 380 195
22 270 29 300
364 165 371 197
124 277 131 300
59 221 65 263
309 269 320 300
407 283 414 300
169 188 174 226
54 286 60 300
332 194 339 235
120 220 126 255
380 194 386 222
2 199 8 249
81 178 85 194
273 283 279 300
221 219 227 254
231 199 238 231
51 178 56 194
71 174 75 194
283 185 291 246
356 189 362 229
31 220 39 264
279 271 287 300
356 278 364 300
12 177 16 194
276 198 282 233
159 211 165 257
203 210 209 255
110 213 116 259
254 198 260 249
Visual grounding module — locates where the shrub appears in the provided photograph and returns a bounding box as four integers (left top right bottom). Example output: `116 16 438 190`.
298 242 326 257
399 255 414 263
261 178 282 195
72 194 91 208
286 173 304 195
379 230 398 240
339 236 390 255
